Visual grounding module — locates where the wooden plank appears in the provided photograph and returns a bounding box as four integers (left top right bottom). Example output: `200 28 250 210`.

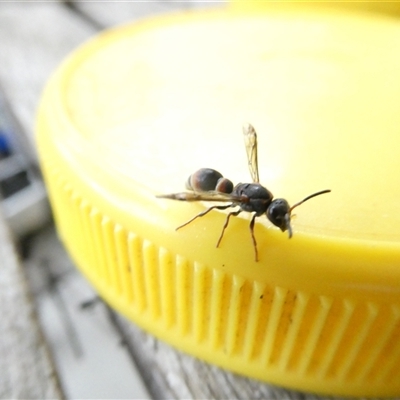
24 225 152 399
0 211 63 399
0 2 97 150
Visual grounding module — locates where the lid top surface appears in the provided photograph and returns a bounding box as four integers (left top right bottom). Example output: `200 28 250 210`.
60 8 400 243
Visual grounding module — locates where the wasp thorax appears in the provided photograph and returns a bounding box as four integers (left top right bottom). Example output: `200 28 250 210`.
232 183 273 214
186 168 233 193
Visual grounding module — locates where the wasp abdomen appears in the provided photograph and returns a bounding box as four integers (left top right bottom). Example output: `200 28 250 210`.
186 168 234 193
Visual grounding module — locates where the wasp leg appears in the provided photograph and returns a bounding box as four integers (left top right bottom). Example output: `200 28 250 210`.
249 213 259 262
216 209 242 248
176 204 233 230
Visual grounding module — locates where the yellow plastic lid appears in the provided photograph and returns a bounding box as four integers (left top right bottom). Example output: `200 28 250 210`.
37 5 400 397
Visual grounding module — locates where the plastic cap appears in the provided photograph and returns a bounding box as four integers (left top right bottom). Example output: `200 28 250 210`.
37 6 400 397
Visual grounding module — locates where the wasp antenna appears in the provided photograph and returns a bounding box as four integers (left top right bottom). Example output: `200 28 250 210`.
289 189 331 212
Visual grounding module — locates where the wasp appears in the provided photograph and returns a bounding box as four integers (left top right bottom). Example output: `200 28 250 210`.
157 124 330 261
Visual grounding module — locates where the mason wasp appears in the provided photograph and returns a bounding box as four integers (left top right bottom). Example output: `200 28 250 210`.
157 124 330 261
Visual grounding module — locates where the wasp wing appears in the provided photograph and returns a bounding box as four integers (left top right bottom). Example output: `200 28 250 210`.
243 123 259 183
157 191 241 203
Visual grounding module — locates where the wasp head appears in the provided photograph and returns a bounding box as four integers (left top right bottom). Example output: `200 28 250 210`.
266 198 293 238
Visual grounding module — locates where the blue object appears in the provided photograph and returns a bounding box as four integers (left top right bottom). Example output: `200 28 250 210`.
0 131 11 157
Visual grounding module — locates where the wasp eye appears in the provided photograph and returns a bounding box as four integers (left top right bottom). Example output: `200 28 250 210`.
267 199 290 232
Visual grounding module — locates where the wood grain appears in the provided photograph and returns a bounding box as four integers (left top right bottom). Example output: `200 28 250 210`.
0 211 63 399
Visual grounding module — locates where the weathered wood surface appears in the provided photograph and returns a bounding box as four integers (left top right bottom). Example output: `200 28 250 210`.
24 224 152 399
0 2 338 399
0 210 63 399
